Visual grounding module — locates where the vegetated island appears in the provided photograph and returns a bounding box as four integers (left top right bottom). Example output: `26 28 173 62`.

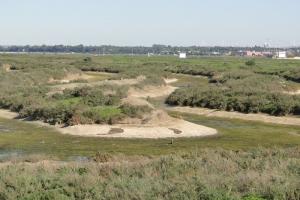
0 55 217 138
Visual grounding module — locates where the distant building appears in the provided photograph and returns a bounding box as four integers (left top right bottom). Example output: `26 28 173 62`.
278 51 286 58
179 52 186 58
236 50 273 57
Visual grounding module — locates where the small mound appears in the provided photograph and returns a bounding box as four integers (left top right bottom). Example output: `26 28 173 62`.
121 96 154 108
108 128 124 134
129 85 177 98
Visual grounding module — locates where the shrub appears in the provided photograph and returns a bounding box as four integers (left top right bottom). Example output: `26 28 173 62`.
92 151 112 162
120 103 153 119
83 57 92 62
242 194 265 200
245 60 255 66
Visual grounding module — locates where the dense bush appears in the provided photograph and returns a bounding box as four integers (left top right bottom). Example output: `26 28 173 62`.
19 84 129 124
120 103 153 119
166 67 300 116
166 83 300 116
245 60 255 66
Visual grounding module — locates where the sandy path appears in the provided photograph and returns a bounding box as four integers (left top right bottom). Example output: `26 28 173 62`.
167 106 300 126
288 90 300 95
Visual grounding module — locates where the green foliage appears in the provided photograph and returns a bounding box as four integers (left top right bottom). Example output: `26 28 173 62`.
120 103 153 119
92 151 113 162
0 148 299 199
78 167 87 175
83 57 92 62
167 67 300 116
242 194 265 200
245 60 255 66
68 78 89 83
79 106 122 124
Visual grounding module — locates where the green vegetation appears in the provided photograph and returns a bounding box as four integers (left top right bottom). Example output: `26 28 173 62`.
1 54 300 198
0 54 171 125
245 59 255 66
1 148 299 199
166 61 300 116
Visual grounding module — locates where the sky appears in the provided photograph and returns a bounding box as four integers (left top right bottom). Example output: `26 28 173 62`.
1 0 300 47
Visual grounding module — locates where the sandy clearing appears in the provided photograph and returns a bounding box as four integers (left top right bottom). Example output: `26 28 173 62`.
287 90 300 95
2 64 11 71
57 121 217 138
167 106 300 126
164 78 178 84
0 109 19 119
129 85 177 98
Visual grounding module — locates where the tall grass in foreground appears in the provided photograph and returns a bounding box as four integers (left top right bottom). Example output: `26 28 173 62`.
0 148 299 199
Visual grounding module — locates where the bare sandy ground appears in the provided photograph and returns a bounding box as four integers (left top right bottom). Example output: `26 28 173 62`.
58 121 216 138
287 90 300 95
1 64 11 71
0 109 19 119
167 106 300 126
129 85 177 98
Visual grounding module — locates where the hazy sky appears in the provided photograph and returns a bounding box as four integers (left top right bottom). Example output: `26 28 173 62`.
1 0 300 47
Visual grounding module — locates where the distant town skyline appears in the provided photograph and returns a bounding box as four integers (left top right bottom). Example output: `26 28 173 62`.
1 0 300 47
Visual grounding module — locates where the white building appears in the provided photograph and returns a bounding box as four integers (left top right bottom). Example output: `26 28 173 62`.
179 52 186 58
278 51 286 58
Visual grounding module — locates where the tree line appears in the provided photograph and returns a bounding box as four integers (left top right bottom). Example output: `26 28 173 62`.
1 44 291 55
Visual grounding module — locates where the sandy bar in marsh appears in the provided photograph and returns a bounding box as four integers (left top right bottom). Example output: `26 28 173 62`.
0 76 219 138
57 121 217 139
0 108 217 139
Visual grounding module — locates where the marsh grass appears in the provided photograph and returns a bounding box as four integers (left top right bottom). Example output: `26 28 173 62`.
0 147 299 199
1 55 300 154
